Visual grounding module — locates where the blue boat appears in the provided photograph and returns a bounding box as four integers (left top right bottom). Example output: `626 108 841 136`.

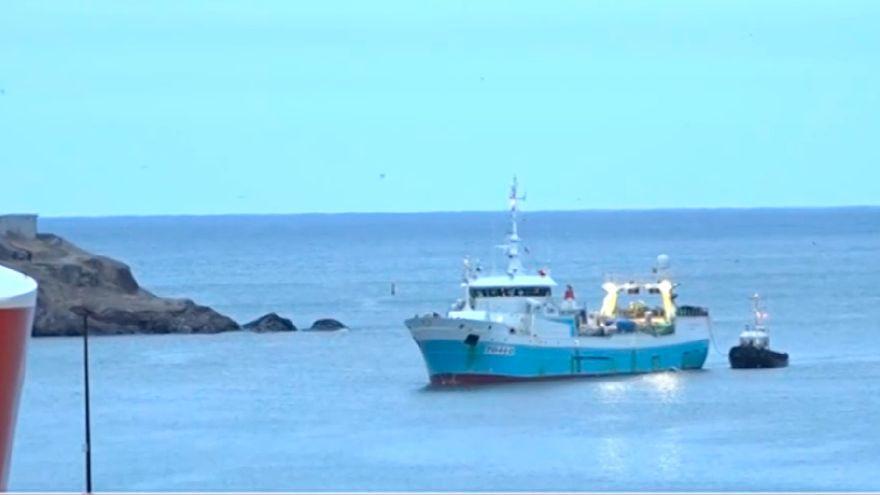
405 178 710 385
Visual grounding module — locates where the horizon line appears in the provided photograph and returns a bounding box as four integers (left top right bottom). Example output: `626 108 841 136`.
30 203 880 220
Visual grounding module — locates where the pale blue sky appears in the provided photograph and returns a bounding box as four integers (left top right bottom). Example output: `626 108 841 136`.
1 1 878 216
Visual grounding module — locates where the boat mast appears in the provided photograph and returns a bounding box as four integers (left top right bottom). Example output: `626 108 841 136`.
751 293 767 331
505 176 525 277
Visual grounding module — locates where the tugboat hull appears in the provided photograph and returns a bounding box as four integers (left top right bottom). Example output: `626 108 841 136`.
729 345 789 369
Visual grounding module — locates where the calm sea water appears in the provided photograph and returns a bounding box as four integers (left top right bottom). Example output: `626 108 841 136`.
9 209 880 491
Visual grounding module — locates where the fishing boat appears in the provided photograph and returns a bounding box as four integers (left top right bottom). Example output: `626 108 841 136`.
0 265 36 490
404 179 710 385
729 294 788 369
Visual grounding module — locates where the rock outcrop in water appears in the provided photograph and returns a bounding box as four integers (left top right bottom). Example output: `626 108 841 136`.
244 313 297 332
307 318 347 331
0 231 240 336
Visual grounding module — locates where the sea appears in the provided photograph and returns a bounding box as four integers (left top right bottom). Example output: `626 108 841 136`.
8 208 880 491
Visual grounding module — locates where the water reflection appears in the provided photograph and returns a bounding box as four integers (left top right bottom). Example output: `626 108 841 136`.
597 377 635 404
657 428 683 477
598 436 627 477
598 434 682 481
642 371 682 403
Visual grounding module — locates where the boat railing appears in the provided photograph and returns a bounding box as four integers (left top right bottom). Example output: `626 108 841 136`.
602 273 668 285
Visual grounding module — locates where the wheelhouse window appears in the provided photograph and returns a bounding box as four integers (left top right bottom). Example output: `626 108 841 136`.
469 286 551 298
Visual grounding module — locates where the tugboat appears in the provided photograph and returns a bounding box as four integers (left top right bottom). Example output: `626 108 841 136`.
404 178 711 385
729 294 788 369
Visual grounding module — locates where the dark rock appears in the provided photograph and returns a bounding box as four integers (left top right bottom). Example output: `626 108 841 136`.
84 256 139 293
308 318 347 331
0 231 240 336
244 313 297 332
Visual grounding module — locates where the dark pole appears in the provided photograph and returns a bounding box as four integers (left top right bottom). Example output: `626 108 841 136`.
82 313 92 494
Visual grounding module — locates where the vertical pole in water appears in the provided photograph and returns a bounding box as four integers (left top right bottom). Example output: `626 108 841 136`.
82 313 92 494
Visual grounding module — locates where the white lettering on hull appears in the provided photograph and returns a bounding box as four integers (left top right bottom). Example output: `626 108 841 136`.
484 344 516 356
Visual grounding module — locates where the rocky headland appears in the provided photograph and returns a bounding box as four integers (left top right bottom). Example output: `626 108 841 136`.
0 229 346 337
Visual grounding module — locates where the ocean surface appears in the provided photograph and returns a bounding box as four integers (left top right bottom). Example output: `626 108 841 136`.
8 208 880 491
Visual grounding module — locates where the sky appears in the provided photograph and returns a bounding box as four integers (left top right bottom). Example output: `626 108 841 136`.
1 1 878 216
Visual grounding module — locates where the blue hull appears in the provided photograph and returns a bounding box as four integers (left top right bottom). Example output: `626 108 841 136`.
416 339 709 385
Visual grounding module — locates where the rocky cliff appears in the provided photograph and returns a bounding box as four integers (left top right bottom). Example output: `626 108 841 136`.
0 232 240 336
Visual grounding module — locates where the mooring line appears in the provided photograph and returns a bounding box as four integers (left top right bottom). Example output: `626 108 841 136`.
706 318 727 357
